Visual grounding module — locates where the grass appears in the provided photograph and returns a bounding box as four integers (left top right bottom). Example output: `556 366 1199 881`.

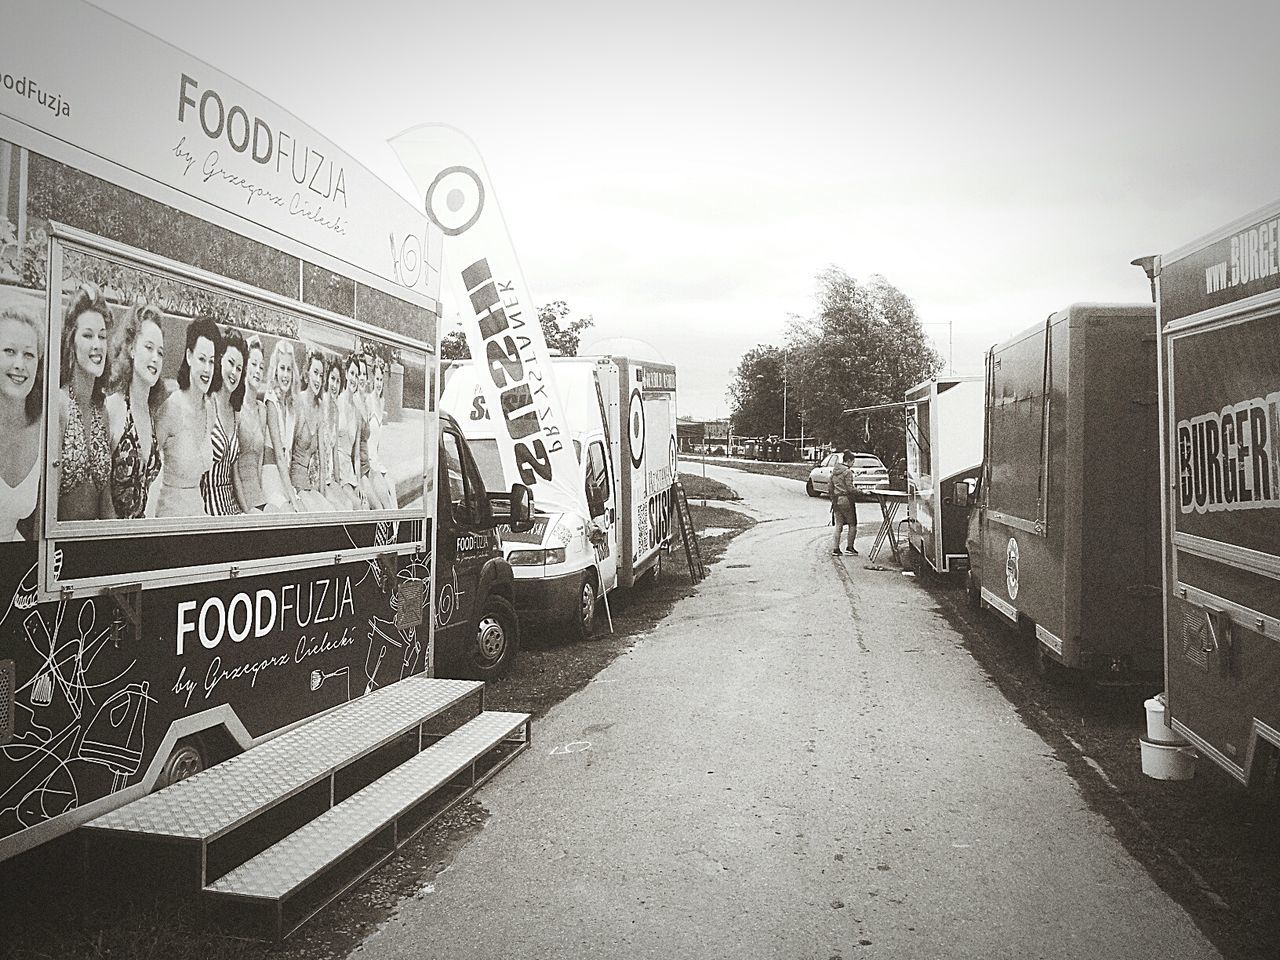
681 455 814 483
676 471 740 501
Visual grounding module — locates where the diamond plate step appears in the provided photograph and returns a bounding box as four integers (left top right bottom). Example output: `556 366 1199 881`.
86 677 483 842
206 710 529 903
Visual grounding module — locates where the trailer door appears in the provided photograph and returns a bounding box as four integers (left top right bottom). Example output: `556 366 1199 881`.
585 438 619 593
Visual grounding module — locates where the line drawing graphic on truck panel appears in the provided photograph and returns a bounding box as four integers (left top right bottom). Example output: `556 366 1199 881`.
1 559 152 831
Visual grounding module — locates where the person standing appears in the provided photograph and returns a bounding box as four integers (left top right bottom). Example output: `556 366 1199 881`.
830 449 859 556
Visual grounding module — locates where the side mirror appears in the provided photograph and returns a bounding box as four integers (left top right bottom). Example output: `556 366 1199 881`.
508 483 535 533
586 482 607 519
953 482 970 508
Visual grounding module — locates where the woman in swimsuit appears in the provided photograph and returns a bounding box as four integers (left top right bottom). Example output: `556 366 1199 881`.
233 335 270 513
0 307 43 540
104 300 165 520
154 315 219 517
201 327 245 516
322 356 359 510
56 284 114 521
289 349 332 512
348 354 384 510
365 357 395 511
261 338 301 511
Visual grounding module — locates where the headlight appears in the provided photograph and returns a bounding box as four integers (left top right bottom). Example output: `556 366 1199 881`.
508 547 567 566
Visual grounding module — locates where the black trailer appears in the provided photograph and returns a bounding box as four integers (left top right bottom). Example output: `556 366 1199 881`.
0 0 528 870
1148 204 1280 783
968 303 1163 677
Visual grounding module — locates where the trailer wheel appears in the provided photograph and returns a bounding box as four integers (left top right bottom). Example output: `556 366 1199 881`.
1033 642 1062 682
154 736 206 791
636 551 663 590
466 594 520 680
805 479 820 498
965 570 981 609
908 544 926 580
562 572 599 642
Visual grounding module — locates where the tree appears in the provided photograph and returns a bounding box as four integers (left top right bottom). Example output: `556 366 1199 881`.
442 301 593 360
728 345 789 438
440 329 470 359
728 267 941 464
802 267 942 462
539 300 593 356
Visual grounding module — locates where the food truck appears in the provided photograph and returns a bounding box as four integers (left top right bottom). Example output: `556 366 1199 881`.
967 304 1164 678
1145 203 1280 783
904 376 984 576
0 0 530 875
441 355 678 637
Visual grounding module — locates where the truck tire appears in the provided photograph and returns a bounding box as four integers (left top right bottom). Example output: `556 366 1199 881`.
1033 642 1062 682
965 570 981 609
153 736 206 791
806 479 820 498
908 544 926 579
466 594 520 680
564 572 598 642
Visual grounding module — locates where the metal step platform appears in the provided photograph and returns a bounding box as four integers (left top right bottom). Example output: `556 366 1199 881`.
205 710 531 941
85 677 485 886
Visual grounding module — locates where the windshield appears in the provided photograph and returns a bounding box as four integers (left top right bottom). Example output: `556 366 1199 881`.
468 438 506 491
854 455 886 471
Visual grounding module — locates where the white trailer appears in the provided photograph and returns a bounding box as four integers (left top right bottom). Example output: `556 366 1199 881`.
904 376 985 575
440 355 677 637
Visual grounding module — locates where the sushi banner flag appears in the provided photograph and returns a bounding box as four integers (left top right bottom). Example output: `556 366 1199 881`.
389 125 587 520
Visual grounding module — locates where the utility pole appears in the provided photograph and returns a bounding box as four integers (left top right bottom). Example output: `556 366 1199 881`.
782 347 788 440
921 321 954 374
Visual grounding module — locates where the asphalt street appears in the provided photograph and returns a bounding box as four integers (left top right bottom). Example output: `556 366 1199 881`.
356 463 1220 960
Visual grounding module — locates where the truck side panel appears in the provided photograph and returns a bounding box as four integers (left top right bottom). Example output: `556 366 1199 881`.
1162 302 1280 781
981 316 1069 649
611 358 676 587
1077 306 1163 672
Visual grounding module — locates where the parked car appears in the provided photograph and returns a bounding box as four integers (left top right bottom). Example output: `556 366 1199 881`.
806 452 890 499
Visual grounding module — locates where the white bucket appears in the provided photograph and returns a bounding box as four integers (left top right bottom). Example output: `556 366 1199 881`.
1140 736 1197 781
1144 695 1189 744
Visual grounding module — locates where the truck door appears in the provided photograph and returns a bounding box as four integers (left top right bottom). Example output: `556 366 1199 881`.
434 425 492 651
585 437 619 593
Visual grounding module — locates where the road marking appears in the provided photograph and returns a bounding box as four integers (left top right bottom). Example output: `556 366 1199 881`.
549 741 591 755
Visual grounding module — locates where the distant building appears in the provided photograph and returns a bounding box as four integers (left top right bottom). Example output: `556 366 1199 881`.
676 417 732 454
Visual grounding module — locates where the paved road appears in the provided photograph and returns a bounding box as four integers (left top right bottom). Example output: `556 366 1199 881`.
358 464 1219 960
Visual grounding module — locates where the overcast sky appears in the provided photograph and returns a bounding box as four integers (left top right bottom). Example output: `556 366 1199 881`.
93 0 1280 418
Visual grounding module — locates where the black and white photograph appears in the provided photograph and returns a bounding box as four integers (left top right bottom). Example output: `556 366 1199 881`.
1 1 1279 958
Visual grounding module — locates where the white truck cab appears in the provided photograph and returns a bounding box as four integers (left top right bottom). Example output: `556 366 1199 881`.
441 355 677 639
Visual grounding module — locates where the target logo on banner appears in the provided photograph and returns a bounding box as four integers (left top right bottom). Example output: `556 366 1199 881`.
424 165 485 236
628 389 645 469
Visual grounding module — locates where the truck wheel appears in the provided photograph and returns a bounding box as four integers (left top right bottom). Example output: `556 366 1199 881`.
908 544 925 579
467 595 520 680
965 570 981 609
154 736 206 791
637 551 663 590
805 479 820 498
1034 642 1061 682
565 573 598 642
